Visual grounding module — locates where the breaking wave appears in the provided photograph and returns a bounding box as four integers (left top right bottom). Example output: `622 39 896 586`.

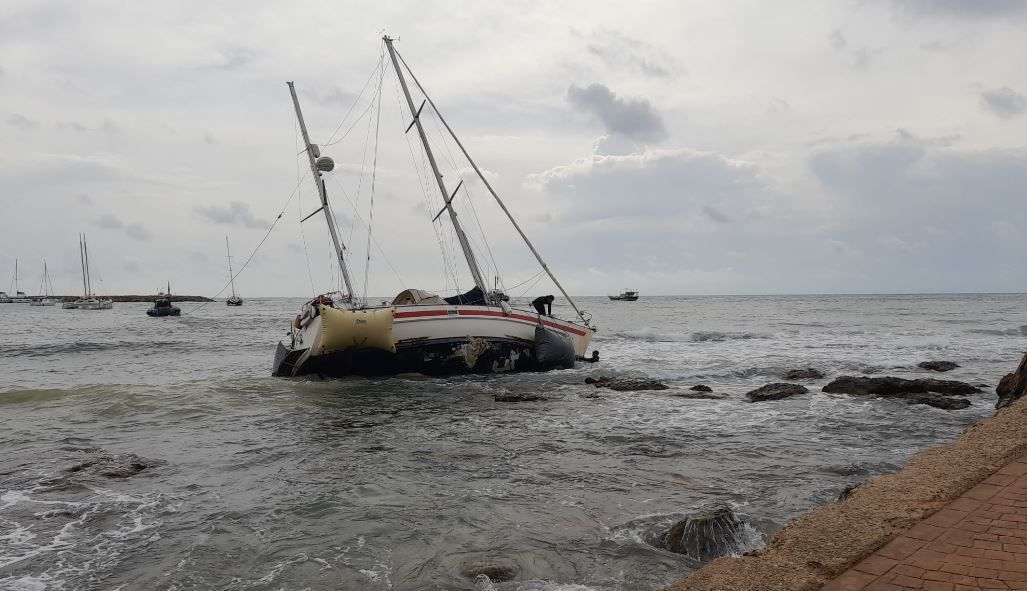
0 340 187 359
615 330 770 343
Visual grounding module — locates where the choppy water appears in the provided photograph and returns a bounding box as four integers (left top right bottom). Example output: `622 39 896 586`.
1 294 1026 590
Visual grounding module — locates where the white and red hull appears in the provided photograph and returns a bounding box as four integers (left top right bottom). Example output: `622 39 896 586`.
273 303 593 377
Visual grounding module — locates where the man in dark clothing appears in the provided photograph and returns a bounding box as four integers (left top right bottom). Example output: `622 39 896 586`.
532 294 555 316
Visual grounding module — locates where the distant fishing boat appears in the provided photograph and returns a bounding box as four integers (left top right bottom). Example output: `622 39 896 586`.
63 234 113 310
272 37 595 378
5 260 31 303
147 282 181 317
225 237 243 306
30 260 59 306
609 290 639 301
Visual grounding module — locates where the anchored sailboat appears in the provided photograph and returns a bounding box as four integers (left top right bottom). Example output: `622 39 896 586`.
272 37 595 377
3 260 31 303
225 237 243 306
30 260 59 306
63 234 113 310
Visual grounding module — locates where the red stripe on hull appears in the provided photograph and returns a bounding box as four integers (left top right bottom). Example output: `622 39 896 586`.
393 307 589 336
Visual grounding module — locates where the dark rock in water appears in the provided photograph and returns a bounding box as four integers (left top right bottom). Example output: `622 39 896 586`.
690 384 713 392
67 453 159 479
996 352 1027 409
585 377 668 391
823 376 979 397
783 368 825 380
745 383 808 402
494 394 546 402
838 482 863 501
918 360 959 372
819 464 866 476
903 393 971 410
460 561 516 582
655 505 744 561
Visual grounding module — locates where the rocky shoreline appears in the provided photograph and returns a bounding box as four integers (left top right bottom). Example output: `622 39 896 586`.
662 353 1027 591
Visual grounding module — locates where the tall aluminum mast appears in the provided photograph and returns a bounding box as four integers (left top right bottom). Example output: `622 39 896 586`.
287 81 357 303
225 236 236 298
384 36 489 298
83 234 92 297
392 47 593 327
78 235 87 297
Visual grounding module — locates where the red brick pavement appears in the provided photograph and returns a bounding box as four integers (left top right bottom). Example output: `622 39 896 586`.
823 453 1027 590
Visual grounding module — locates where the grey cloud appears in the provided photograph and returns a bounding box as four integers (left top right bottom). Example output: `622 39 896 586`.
124 223 150 241
980 87 1026 119
703 205 731 224
586 30 679 78
201 46 257 70
58 121 90 132
567 83 667 143
93 213 123 229
91 213 151 241
193 201 268 229
8 113 38 130
124 259 140 273
77 194 93 205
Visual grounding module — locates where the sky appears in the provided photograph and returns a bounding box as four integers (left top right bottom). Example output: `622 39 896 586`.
1 0 1026 297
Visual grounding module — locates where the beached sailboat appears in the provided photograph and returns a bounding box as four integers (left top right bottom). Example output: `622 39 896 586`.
63 234 113 310
30 260 59 306
272 37 595 377
5 260 32 303
147 282 181 317
609 290 639 301
225 237 243 306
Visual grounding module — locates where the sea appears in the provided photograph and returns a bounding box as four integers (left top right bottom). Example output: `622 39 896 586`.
1 294 1026 591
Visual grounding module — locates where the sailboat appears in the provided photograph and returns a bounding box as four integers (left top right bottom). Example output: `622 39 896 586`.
272 36 595 378
225 237 243 306
5 260 32 303
62 234 113 310
30 260 59 306
147 282 181 317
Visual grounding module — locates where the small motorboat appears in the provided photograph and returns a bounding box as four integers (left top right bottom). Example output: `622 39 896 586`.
609 290 639 301
147 282 181 317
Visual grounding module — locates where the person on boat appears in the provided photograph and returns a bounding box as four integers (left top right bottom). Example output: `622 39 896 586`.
532 294 555 316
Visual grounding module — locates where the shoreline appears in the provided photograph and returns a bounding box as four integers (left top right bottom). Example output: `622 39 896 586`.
664 392 1027 591
32 295 217 303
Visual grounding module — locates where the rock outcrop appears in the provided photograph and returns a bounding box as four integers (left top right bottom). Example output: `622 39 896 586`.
822 376 979 397
585 377 669 391
494 394 546 402
67 453 160 479
461 561 516 582
996 352 1027 409
655 505 745 562
690 384 713 392
783 368 825 380
903 393 971 410
918 361 959 372
745 383 809 402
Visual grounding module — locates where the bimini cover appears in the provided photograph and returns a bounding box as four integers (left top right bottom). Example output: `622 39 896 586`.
313 304 396 355
392 289 444 305
444 286 486 305
534 324 575 370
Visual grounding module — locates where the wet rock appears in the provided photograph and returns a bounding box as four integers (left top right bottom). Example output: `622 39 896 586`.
838 482 863 501
655 505 744 561
996 352 1027 409
673 391 727 400
822 376 979 397
461 561 516 582
918 360 959 372
903 393 971 410
67 453 160 479
819 464 866 477
783 368 825 380
585 377 669 391
493 394 547 402
690 384 713 392
745 383 808 402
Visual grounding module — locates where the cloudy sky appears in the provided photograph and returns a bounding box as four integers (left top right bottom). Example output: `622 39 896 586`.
2 1 1026 297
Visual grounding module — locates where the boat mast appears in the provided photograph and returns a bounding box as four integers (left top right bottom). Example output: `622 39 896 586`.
225 236 236 298
13 259 17 294
392 48 592 326
383 36 489 299
83 235 92 297
78 235 87 298
287 82 357 304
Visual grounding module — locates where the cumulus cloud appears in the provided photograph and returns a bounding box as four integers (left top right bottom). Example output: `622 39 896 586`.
566 83 667 144
980 87 1026 119
193 201 268 229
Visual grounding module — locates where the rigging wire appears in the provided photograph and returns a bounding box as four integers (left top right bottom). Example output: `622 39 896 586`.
321 54 386 148
295 116 317 295
363 46 386 302
184 171 310 315
328 174 405 289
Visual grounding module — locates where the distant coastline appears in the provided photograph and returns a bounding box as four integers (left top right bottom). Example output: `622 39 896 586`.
50 295 215 303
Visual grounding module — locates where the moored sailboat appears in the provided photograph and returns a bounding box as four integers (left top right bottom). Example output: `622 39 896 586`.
63 234 113 310
6 260 31 303
272 37 595 378
30 260 59 306
225 237 243 306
